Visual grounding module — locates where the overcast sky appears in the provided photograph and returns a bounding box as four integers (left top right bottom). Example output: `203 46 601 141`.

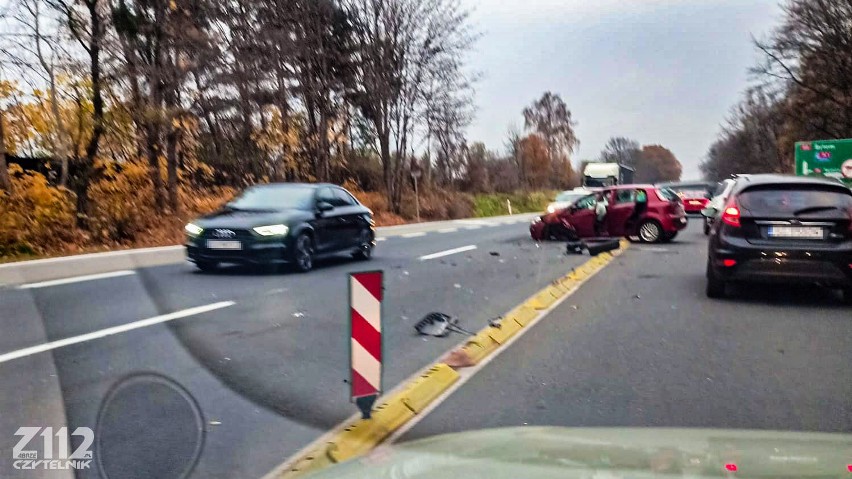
462 0 782 179
0 0 781 179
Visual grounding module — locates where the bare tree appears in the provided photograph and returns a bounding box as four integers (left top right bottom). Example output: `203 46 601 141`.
43 0 107 225
346 0 475 212
600 136 641 167
523 91 579 187
753 0 852 139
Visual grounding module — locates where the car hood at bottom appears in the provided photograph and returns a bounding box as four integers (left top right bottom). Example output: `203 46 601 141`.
307 427 852 479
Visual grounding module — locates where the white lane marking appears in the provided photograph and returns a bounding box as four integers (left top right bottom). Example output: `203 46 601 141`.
464 225 482 230
376 237 387 242
351 280 382 330
419 245 477 261
401 232 427 238
0 301 235 364
437 228 458 233
18 270 136 289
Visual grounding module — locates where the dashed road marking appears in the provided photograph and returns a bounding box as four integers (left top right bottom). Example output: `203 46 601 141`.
401 232 427 238
419 245 478 261
0 301 236 364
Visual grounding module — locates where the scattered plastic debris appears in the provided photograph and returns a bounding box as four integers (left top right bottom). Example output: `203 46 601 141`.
633 294 641 299
293 311 305 318
489 251 500 256
414 312 475 337
403 271 409 276
224 357 231 361
453 283 461 288
209 421 222 426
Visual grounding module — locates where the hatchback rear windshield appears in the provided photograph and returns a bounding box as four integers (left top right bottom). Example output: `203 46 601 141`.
738 185 852 216
655 188 678 201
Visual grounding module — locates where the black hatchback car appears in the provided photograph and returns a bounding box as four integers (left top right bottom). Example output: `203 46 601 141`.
703 174 852 301
185 183 375 272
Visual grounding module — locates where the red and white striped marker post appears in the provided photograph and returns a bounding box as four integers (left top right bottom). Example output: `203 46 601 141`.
349 270 383 419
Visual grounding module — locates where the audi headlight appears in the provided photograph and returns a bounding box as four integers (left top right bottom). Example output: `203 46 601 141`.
253 224 289 236
532 217 542 224
184 223 203 237
546 205 556 213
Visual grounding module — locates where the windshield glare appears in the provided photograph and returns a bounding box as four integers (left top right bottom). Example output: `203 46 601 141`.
229 186 316 210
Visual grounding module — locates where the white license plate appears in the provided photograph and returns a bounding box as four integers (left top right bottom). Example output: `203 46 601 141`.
206 240 242 250
767 226 823 239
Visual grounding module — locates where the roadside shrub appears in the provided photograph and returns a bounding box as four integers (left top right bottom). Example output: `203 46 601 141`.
473 190 556 217
0 165 76 257
88 161 156 242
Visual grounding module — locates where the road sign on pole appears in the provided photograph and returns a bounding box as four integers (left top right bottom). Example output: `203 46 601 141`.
349 270 383 419
795 138 852 185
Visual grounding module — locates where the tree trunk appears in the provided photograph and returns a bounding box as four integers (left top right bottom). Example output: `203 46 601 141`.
77 0 105 228
166 126 180 214
0 108 10 192
146 122 165 211
380 132 396 213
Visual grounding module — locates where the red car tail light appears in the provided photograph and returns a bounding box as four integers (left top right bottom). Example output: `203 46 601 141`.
722 204 741 227
722 259 737 267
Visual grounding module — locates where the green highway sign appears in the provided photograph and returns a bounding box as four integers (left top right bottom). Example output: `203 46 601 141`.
795 138 852 185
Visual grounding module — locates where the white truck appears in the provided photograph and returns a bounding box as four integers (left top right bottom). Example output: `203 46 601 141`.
582 162 635 187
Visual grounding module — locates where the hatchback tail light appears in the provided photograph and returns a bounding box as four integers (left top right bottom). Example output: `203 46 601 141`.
721 202 741 227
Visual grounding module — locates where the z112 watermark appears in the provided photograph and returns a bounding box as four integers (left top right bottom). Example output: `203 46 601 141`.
13 427 93 470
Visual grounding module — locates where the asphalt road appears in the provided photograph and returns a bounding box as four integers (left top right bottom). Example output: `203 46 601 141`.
402 220 852 442
0 214 597 479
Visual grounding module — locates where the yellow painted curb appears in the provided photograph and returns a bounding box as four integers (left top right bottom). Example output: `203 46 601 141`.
285 446 334 478
507 304 537 326
527 287 558 309
400 363 461 413
326 397 415 463
275 241 630 478
461 329 500 363
487 317 523 344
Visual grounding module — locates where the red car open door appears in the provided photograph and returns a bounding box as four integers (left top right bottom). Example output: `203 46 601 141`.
607 189 636 237
561 194 598 237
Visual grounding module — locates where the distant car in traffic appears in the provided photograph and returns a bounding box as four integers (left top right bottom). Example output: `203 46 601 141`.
703 174 852 301
703 178 738 235
656 181 714 214
530 184 687 243
185 183 375 272
545 188 598 214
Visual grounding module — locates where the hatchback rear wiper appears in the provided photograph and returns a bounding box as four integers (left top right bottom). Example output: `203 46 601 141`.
793 205 840 215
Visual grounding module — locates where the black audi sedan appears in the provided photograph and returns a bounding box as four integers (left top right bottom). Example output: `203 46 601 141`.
185 183 375 272
702 174 852 301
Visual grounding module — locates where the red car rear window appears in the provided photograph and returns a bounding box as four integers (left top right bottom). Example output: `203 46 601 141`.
655 188 678 201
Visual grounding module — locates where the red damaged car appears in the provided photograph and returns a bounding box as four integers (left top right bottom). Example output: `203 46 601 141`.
530 184 688 243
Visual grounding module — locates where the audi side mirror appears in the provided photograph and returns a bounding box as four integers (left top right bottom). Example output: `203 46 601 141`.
316 201 334 212
700 207 717 218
